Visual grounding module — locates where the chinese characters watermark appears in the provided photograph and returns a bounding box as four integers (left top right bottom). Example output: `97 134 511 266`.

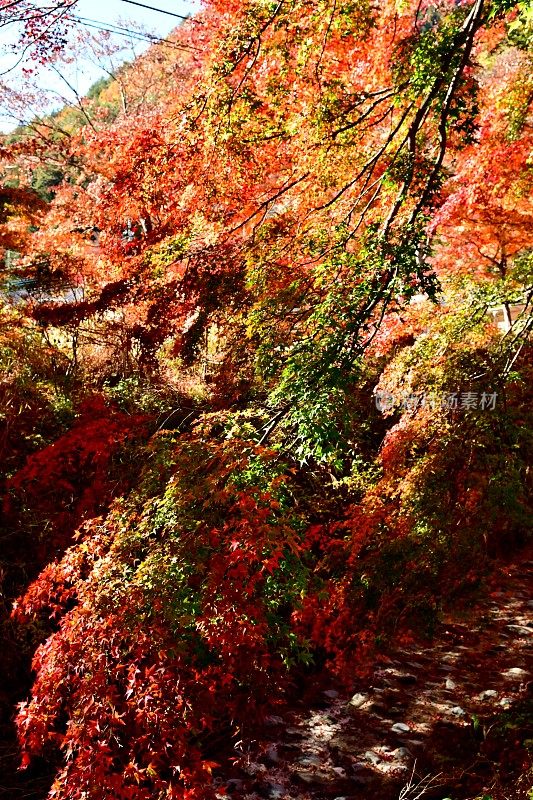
374 390 498 413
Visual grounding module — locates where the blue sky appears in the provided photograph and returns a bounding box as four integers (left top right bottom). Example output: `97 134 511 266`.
0 0 199 130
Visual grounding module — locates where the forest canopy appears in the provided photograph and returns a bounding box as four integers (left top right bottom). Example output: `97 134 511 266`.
0 0 531 798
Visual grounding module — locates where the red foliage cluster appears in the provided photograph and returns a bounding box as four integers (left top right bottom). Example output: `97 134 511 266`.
4 396 147 558
11 435 313 798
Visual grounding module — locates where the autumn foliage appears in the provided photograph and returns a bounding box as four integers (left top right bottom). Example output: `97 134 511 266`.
0 0 531 797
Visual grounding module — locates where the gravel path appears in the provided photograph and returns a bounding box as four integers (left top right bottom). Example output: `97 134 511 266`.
219 556 533 800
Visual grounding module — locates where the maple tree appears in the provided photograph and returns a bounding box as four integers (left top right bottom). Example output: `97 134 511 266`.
0 0 77 65
0 0 531 797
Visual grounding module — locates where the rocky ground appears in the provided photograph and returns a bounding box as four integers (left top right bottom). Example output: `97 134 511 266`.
217 555 533 800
